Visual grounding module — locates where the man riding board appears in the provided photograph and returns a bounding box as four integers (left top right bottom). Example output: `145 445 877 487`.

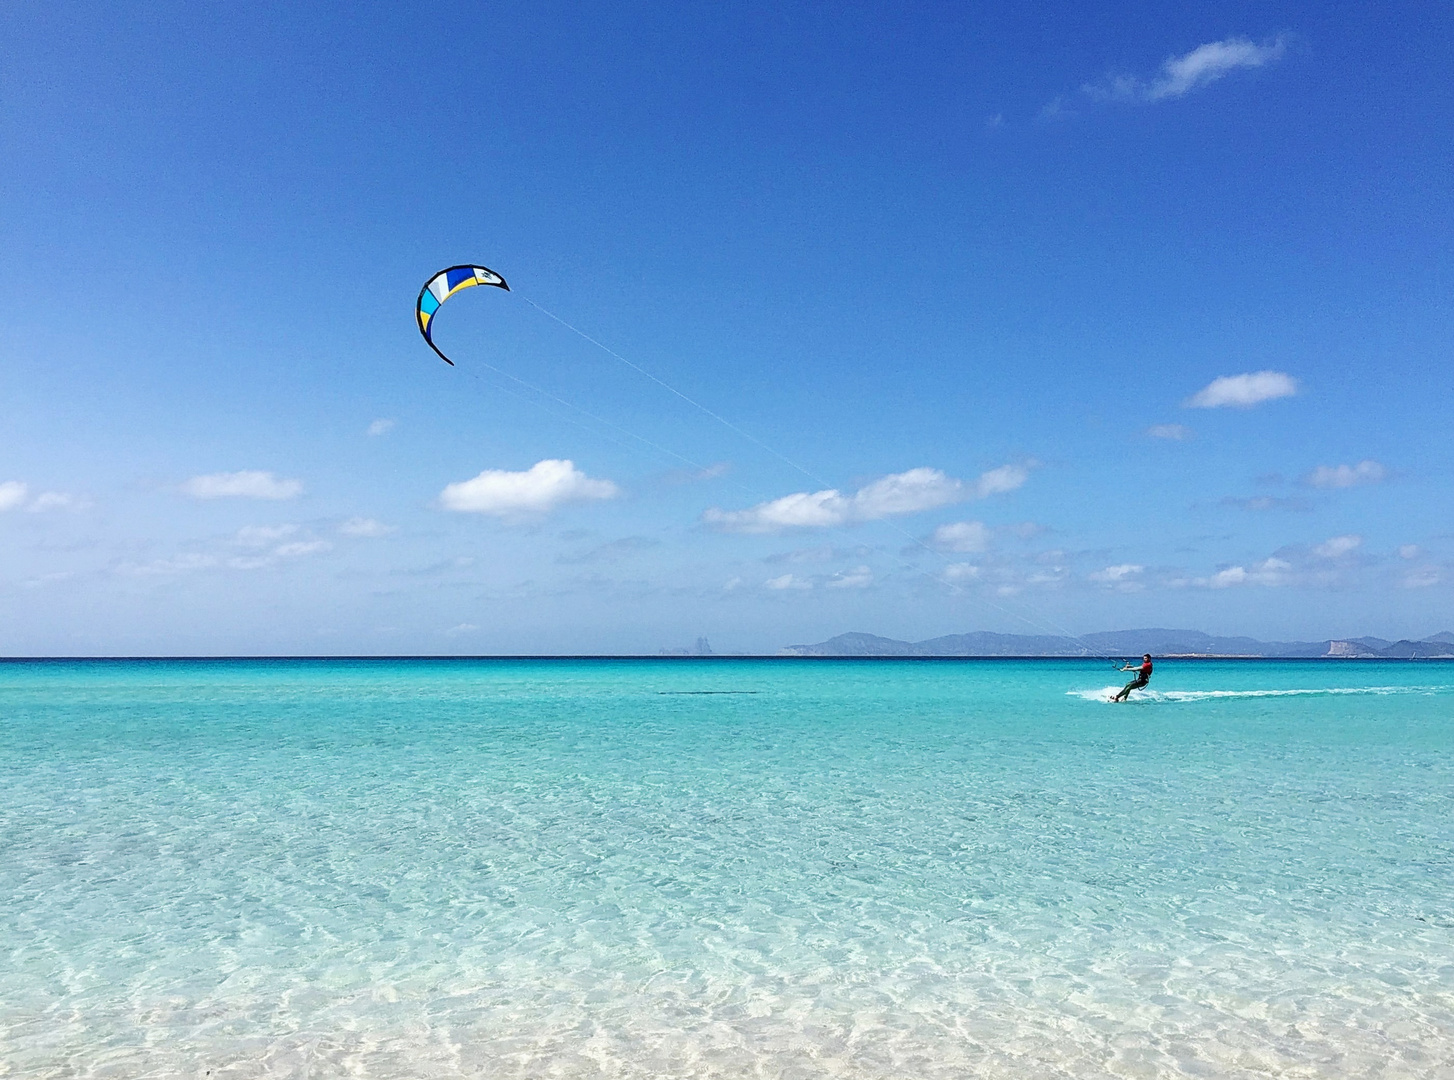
1113 654 1153 702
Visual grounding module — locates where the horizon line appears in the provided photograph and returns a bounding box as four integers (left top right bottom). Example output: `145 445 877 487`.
3 654 1450 663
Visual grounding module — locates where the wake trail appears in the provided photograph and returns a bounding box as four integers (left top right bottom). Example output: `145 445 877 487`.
1068 685 1454 704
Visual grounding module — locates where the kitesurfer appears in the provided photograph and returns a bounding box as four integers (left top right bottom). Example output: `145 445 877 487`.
1113 654 1153 702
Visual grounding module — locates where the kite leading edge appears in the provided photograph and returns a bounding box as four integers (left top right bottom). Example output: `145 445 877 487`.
416 265 510 365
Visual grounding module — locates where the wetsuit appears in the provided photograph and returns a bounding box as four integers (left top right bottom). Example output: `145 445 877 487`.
1114 659 1153 701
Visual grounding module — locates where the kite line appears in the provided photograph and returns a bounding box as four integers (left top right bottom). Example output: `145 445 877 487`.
416 263 1113 655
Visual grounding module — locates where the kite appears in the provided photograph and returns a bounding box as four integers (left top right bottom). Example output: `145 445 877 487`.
416 265 510 365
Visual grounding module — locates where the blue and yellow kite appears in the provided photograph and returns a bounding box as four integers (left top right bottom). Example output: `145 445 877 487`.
416 265 510 365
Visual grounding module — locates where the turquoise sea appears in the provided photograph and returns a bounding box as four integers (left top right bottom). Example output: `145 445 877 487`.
3 658 1452 1078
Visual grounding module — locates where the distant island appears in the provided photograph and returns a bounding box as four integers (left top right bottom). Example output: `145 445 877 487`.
780 629 1454 659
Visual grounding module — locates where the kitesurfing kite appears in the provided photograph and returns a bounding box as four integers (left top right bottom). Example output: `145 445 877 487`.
416 265 509 365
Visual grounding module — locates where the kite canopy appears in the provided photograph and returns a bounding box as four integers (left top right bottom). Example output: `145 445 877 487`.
416 265 510 365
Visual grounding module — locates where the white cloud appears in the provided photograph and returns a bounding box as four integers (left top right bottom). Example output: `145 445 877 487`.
974 464 1032 497
716 490 851 533
1146 423 1192 441
942 563 980 582
274 540 331 559
340 516 394 537
183 470 304 500
367 418 396 437
235 524 298 547
1205 557 1291 588
121 528 330 575
1303 460 1386 489
439 459 619 518
1090 563 1144 583
1209 566 1248 588
704 464 1029 534
765 573 811 591
1253 557 1293 583
930 521 992 553
445 623 479 635
226 537 330 570
28 492 79 512
0 482 82 513
827 565 874 589
854 467 966 517
1313 534 1362 559
22 570 75 589
1399 544 1420 560
1087 36 1287 102
1401 567 1441 589
1185 371 1298 409
126 553 219 576
1149 37 1286 99
0 481 30 511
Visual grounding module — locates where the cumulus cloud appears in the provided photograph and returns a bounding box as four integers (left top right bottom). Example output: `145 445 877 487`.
183 471 304 500
1087 36 1287 102
0 482 83 513
340 517 394 537
827 565 874 589
1208 565 1248 588
1205 557 1291 588
439 459 619 518
0 481 28 511
1185 371 1298 409
1398 544 1421 560
367 418 396 437
764 573 811 591
704 464 1029 535
930 521 992 553
1303 460 1386 489
1090 563 1144 583
942 563 980 582
1147 424 1192 441
1313 534 1362 559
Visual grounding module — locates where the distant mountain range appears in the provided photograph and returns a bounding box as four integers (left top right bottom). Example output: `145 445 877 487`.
781 629 1454 659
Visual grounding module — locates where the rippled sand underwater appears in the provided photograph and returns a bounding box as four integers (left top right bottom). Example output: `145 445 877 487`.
3 658 1453 1078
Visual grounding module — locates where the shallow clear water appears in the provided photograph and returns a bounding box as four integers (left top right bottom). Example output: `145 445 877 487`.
3 658 1453 1078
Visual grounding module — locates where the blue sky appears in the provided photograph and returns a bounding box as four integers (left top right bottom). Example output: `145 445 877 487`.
2 0 1451 655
